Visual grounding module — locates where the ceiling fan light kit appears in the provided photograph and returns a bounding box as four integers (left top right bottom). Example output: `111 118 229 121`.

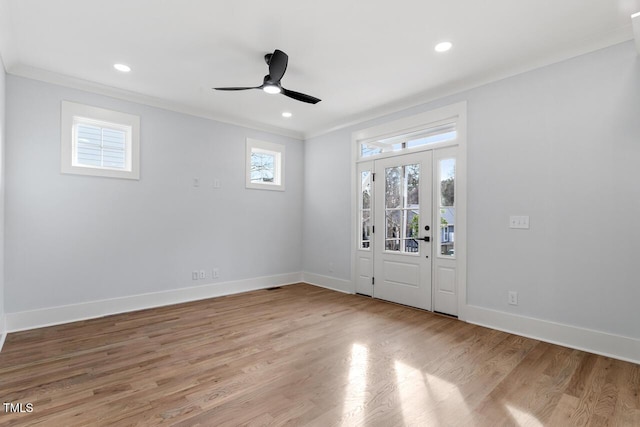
214 49 321 104
263 85 281 94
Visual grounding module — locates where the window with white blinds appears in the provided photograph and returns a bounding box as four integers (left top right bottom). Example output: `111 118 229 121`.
74 120 128 169
61 101 140 180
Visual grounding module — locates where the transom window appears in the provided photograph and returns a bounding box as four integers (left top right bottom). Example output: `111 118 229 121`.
360 121 456 159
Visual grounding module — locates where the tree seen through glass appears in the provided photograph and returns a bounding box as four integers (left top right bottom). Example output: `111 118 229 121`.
361 171 372 249
439 159 455 256
250 152 275 183
385 164 420 253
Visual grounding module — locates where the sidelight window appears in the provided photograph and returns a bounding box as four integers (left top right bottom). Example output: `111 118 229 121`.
360 170 373 249
438 158 456 257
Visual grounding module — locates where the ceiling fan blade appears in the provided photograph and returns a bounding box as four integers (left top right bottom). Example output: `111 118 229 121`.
282 88 321 104
213 86 261 91
268 49 288 83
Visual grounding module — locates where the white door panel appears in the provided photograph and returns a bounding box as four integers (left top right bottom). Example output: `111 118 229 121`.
356 256 373 295
373 151 432 310
383 261 419 286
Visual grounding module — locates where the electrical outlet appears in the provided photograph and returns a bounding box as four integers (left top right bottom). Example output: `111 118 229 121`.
192 271 198 280
213 268 219 279
508 291 518 306
199 270 206 279
213 179 221 189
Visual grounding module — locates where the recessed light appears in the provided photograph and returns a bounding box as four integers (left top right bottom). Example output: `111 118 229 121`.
434 42 453 53
113 63 131 73
282 112 292 118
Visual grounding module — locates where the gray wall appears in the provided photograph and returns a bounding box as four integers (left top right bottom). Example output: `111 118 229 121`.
5 76 303 312
0 55 5 331
303 41 640 339
302 129 352 282
3 40 640 344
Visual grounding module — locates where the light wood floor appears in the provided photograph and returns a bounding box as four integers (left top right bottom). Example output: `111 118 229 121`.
0 284 638 426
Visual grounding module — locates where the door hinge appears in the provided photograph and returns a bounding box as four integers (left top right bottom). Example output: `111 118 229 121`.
372 173 376 182
372 225 375 233
372 277 375 285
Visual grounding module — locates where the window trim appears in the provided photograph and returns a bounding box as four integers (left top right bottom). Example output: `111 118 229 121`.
245 138 285 191
61 101 140 180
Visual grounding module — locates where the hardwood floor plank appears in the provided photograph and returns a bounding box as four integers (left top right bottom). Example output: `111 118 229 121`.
0 283 638 426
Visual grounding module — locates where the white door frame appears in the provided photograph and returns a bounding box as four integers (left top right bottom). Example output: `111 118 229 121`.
350 102 467 319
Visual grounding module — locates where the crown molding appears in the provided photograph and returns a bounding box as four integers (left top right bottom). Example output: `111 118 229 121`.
5 28 634 142
303 31 634 140
7 64 304 140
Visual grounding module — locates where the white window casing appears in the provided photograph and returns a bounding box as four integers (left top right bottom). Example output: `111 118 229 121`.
246 138 285 191
61 101 140 180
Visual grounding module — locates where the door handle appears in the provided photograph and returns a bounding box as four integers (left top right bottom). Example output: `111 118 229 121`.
417 236 430 242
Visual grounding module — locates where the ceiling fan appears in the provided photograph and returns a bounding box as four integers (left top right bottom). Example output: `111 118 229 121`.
214 49 321 104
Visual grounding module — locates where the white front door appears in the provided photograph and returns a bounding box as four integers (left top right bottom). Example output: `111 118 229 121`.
373 151 433 310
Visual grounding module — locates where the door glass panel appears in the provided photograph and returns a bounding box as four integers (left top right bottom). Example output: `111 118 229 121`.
405 209 419 239
406 164 419 206
385 167 402 209
385 164 420 255
385 210 401 251
361 210 371 249
439 158 455 257
362 172 371 209
360 171 372 250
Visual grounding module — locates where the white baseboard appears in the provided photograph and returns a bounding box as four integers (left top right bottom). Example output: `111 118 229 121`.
5 272 303 333
302 272 353 294
6 275 638 364
465 305 640 365
302 275 640 363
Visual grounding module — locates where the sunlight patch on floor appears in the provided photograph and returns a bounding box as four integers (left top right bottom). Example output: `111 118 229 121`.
425 372 472 423
505 404 544 427
341 343 369 425
395 360 432 424
395 360 472 425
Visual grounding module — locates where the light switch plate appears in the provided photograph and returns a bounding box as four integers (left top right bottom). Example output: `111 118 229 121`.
509 215 530 229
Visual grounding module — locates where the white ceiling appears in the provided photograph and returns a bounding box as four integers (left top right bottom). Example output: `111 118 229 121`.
1 0 639 139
